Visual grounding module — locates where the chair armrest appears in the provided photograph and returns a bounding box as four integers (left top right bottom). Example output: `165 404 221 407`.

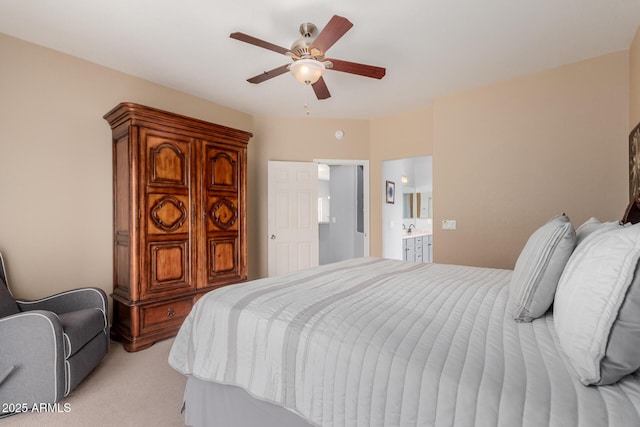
0 311 66 406
16 287 108 317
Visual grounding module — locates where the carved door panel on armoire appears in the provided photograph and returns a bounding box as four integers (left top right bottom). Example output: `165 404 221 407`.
139 128 196 300
201 142 246 288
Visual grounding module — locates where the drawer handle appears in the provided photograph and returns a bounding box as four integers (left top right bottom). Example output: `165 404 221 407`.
167 307 175 318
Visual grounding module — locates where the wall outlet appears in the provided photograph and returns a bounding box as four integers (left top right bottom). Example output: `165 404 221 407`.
442 219 457 230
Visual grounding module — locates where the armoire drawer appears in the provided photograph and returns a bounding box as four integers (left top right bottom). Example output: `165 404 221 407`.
140 297 194 334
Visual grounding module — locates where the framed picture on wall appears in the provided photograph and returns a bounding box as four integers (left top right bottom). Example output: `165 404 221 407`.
630 122 640 201
386 180 395 204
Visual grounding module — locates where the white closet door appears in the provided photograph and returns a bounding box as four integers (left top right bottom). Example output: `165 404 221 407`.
267 161 318 277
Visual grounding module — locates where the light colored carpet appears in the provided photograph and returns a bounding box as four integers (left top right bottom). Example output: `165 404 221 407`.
1 338 187 427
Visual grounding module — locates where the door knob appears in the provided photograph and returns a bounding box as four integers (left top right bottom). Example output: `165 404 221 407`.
270 235 276 239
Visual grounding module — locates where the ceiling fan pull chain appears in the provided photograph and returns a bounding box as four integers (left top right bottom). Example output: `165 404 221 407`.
304 91 310 117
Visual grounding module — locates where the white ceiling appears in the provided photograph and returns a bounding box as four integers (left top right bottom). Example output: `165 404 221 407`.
1 1 639 119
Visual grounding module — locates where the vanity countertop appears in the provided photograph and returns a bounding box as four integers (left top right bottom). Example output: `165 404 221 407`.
402 230 432 239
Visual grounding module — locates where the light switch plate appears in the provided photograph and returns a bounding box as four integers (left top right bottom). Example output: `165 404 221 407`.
442 219 457 230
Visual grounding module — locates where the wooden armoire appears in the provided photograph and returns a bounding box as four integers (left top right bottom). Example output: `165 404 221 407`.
104 103 252 352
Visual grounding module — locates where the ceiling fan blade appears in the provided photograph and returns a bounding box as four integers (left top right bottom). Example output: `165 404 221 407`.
310 15 353 54
247 64 291 84
326 58 386 79
312 77 331 100
230 32 291 56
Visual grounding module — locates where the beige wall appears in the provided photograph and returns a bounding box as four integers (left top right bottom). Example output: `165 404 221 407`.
369 107 435 256
249 107 435 276
0 33 253 300
433 51 629 269
631 25 640 129
248 116 370 278
1 27 636 298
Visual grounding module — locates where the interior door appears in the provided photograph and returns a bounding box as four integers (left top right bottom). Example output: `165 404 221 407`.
268 161 318 277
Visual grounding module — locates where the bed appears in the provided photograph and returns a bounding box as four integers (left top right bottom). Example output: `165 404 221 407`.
169 197 640 427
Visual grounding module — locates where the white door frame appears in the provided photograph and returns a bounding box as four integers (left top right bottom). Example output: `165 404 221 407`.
314 159 370 257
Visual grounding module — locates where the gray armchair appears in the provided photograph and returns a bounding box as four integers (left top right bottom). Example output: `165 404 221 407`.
0 251 109 414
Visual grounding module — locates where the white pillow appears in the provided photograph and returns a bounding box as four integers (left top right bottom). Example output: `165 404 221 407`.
509 214 576 322
575 217 624 246
554 223 640 385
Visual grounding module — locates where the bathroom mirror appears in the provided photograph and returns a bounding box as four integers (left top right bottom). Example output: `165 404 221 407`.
402 189 414 218
417 192 432 219
404 191 432 219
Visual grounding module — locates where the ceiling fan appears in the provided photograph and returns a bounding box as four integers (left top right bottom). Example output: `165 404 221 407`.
230 15 386 100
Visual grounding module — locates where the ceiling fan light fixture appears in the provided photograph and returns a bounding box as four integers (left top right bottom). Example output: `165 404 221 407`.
289 58 325 85
231 15 385 100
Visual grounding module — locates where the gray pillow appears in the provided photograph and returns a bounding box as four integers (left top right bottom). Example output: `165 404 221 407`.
554 223 640 385
509 214 576 322
575 217 624 246
598 261 640 384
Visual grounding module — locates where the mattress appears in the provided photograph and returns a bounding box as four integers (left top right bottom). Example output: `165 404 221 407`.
169 257 640 426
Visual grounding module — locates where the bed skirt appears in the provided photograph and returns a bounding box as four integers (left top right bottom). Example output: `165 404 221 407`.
183 376 313 427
